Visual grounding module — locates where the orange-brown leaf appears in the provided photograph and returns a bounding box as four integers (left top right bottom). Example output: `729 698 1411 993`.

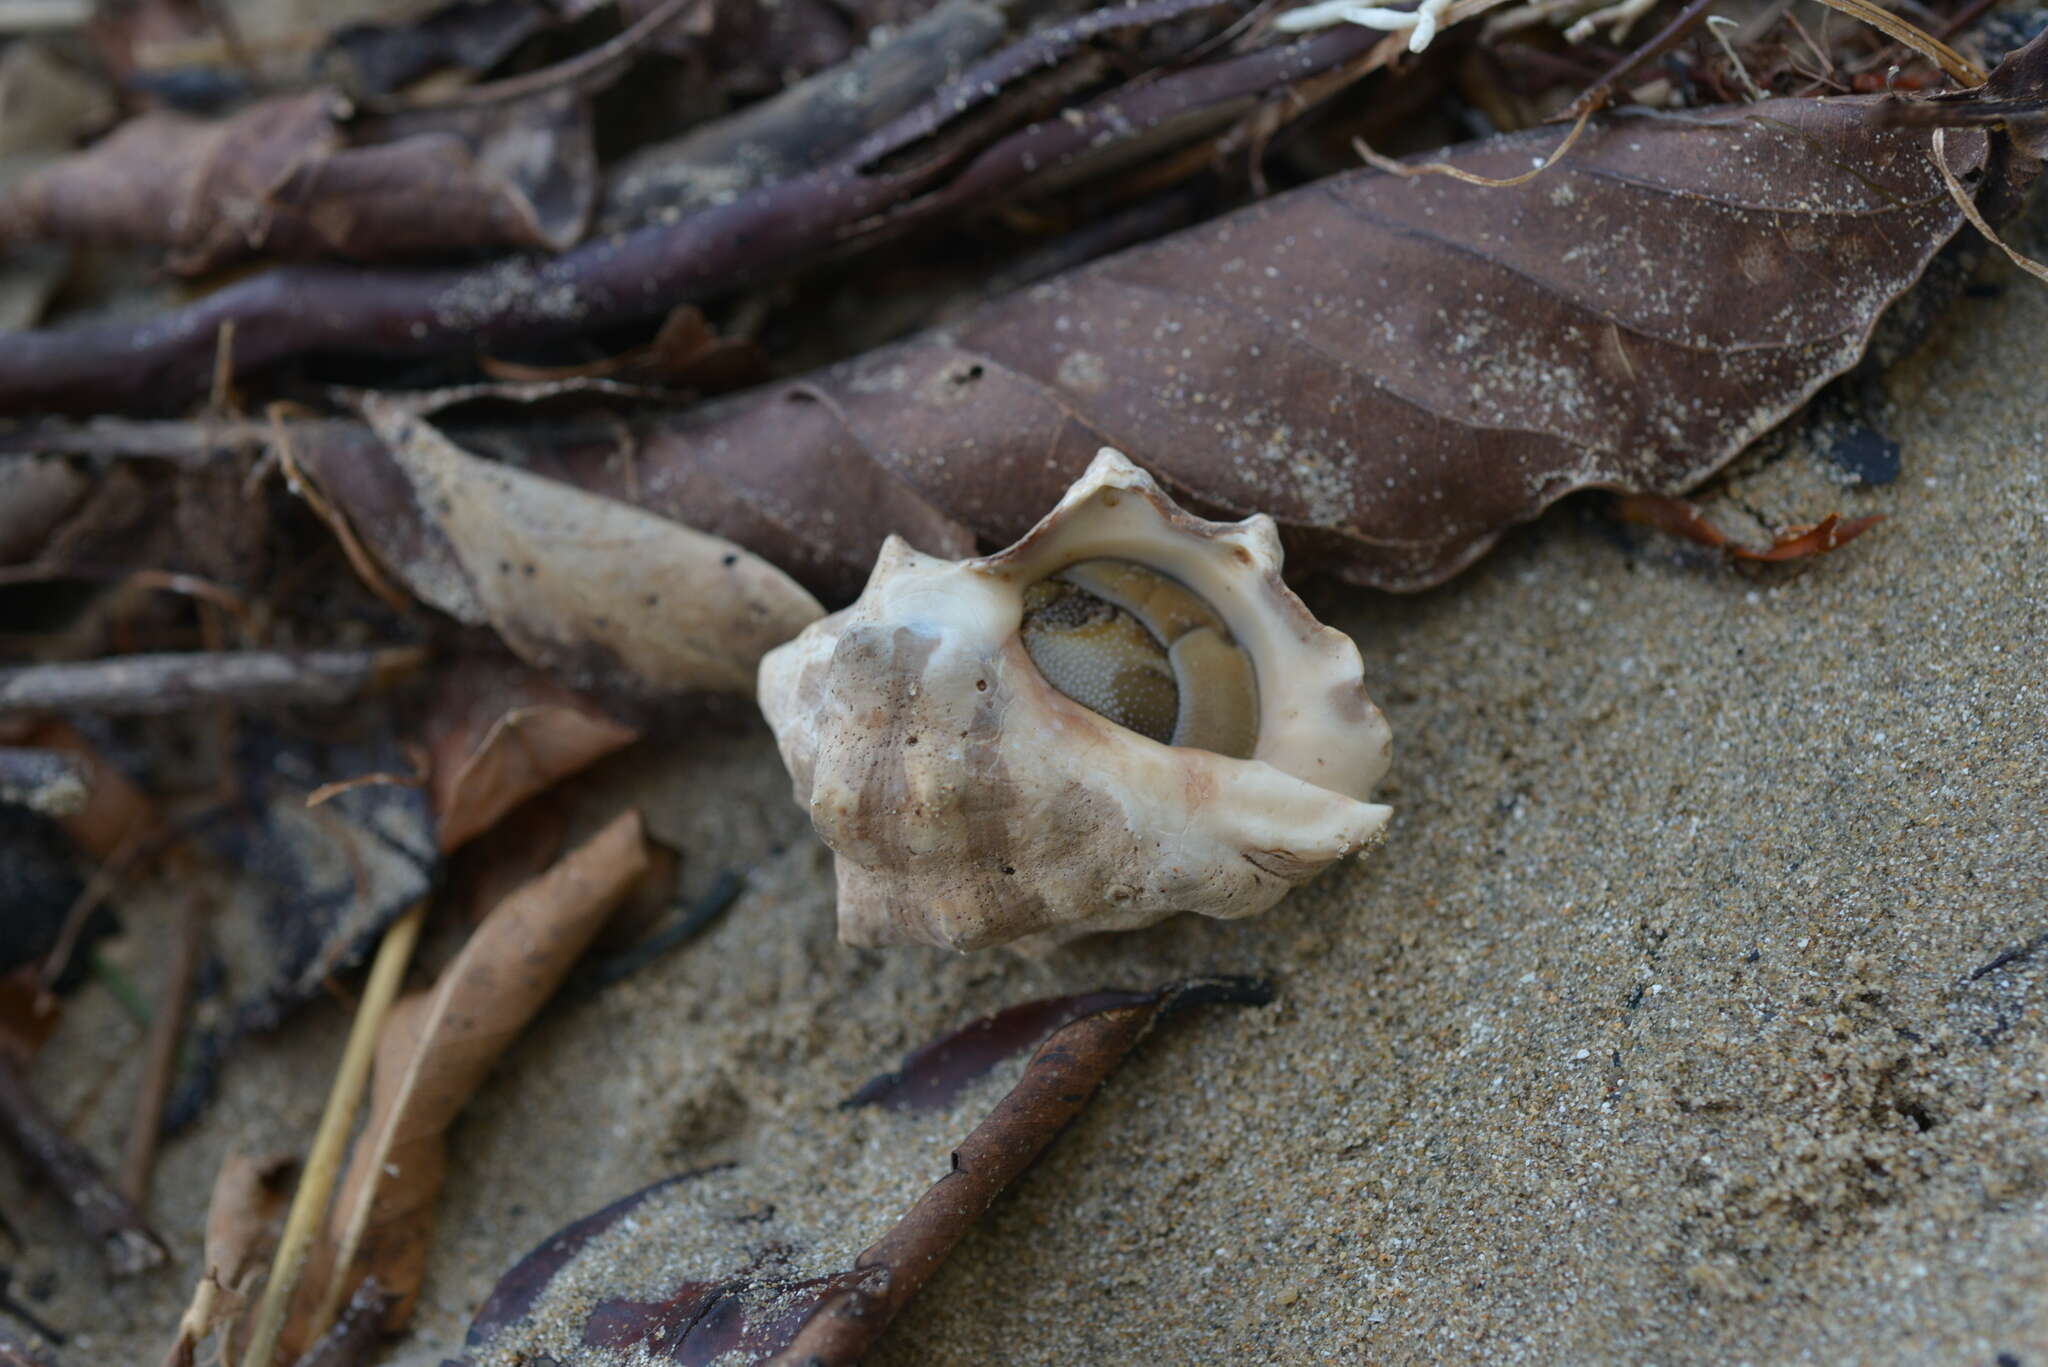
423 661 637 853
283 809 650 1358
1615 493 1885 563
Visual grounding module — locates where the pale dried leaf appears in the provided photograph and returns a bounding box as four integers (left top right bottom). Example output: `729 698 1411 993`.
342 401 823 693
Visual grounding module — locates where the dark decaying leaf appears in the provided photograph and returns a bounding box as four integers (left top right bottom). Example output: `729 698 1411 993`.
0 807 83 978
562 97 2002 597
287 1277 392 1367
286 84 2031 603
842 988 1162 1113
167 720 437 1133
449 977 1270 1366
198 719 437 1034
318 0 558 97
0 82 597 272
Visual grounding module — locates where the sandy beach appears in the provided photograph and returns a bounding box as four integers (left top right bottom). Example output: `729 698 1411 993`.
10 212 2046 1366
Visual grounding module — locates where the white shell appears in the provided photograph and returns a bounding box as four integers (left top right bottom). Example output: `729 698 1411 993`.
757 449 1393 951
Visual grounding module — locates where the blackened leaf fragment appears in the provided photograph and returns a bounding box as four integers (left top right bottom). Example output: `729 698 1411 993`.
450 978 1271 1366
192 721 437 1041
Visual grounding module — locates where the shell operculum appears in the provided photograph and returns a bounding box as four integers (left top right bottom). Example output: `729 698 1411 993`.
758 448 1393 952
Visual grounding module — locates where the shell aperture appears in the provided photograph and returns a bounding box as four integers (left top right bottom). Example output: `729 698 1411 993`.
1019 559 1258 758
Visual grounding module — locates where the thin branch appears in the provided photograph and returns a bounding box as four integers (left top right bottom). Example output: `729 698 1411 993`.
0 648 426 718
366 0 704 112
0 1053 167 1276
121 895 203 1205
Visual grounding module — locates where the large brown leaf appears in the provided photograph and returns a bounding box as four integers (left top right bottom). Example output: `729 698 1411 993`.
572 94 2002 595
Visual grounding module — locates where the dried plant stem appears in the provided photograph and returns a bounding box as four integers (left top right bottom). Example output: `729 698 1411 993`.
1355 102 1594 185
303 958 465 1338
121 894 203 1204
1806 0 1985 85
237 902 426 1367
1930 128 2048 283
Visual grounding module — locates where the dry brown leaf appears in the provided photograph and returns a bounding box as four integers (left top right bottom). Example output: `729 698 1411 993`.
160 1153 296 1367
421 659 638 853
310 401 823 695
281 809 650 1358
0 84 596 272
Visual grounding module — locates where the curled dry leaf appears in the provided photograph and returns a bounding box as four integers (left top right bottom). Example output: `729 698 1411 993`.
298 401 823 695
450 977 1271 1365
421 657 639 853
280 809 650 1360
0 82 596 272
160 1152 296 1367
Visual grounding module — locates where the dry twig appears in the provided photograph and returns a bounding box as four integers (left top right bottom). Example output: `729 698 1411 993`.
236 902 426 1367
0 649 425 718
0 1052 167 1275
121 894 203 1204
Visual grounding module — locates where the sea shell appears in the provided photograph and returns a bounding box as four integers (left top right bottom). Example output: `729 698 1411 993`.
757 448 1393 951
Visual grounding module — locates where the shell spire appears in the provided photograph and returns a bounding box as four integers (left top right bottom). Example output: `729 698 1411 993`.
758 449 1393 952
